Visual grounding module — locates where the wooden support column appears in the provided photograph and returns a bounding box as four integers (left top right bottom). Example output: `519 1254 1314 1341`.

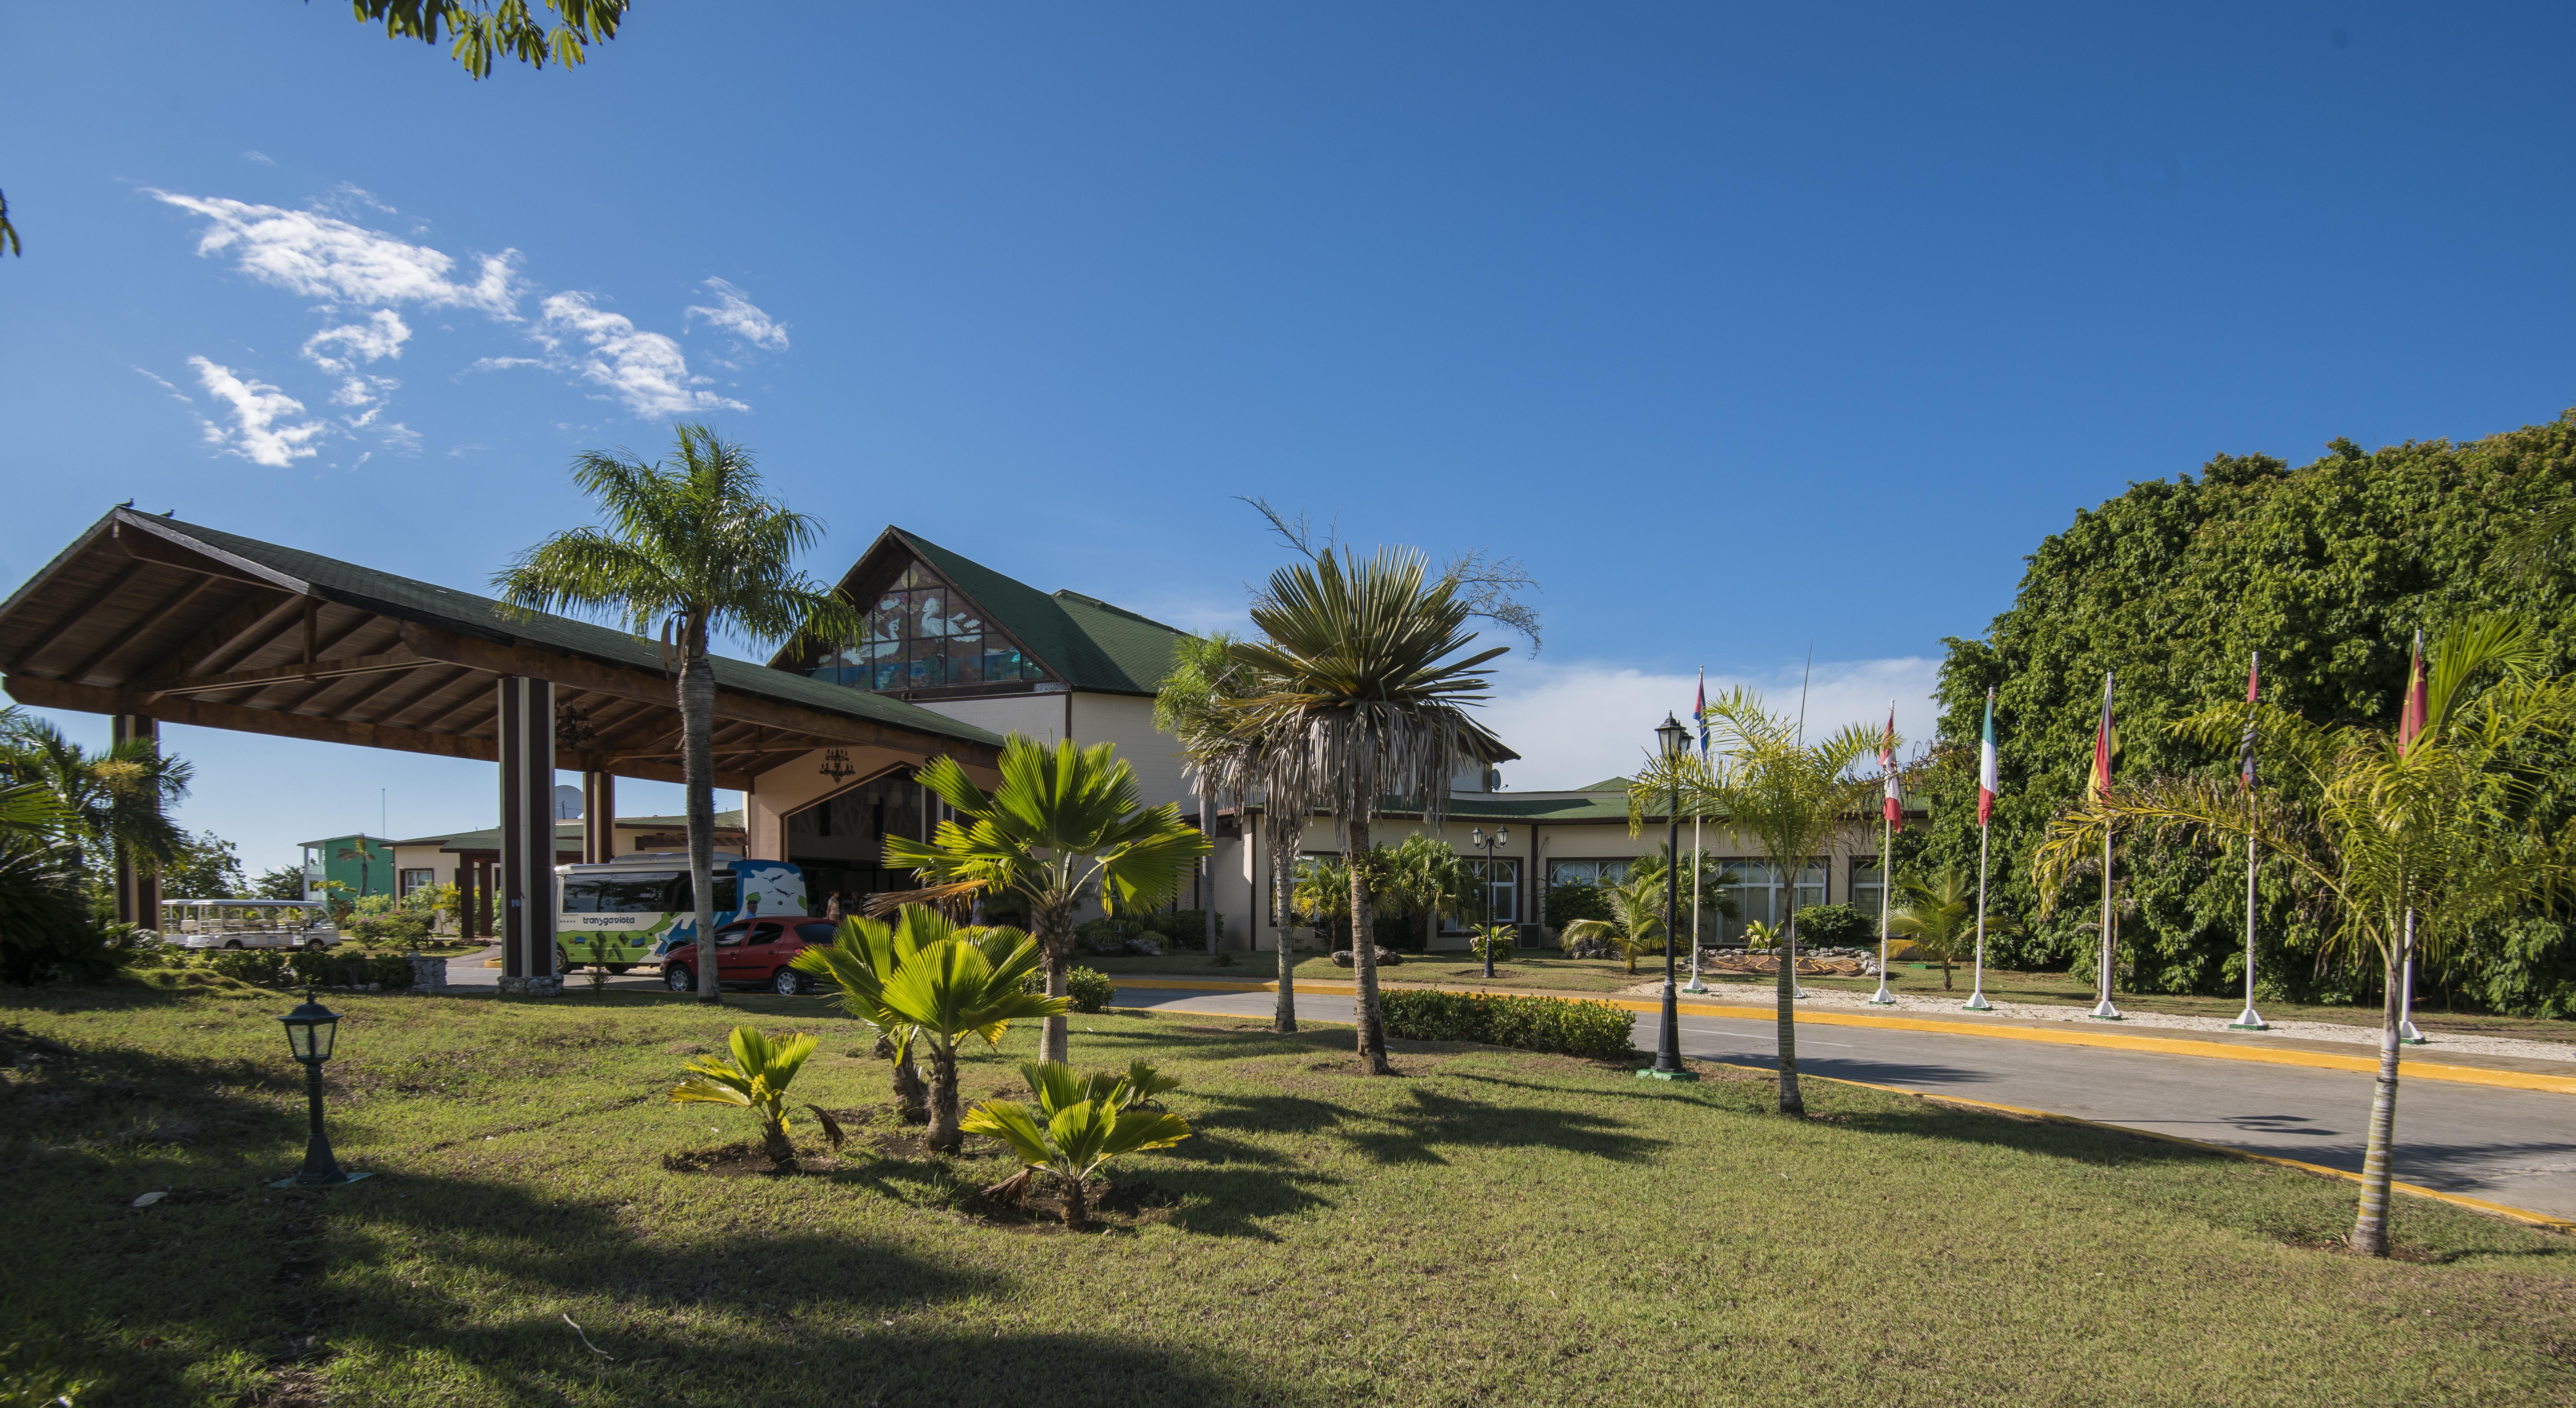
496 677 561 994
474 859 495 938
582 770 616 863
110 715 161 927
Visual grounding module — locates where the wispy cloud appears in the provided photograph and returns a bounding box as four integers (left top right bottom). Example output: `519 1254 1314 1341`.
189 357 328 467
302 309 411 374
684 277 789 350
539 292 747 418
378 422 424 455
152 191 520 315
1479 655 1943 790
241 150 275 165
131 366 192 403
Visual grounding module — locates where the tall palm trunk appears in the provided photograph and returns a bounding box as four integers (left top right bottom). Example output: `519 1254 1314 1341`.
925 1041 963 1152
1346 818 1393 1074
1272 830 1299 1033
680 633 721 1005
1777 879 1805 1116
1035 895 1073 1065
2352 939 2405 1255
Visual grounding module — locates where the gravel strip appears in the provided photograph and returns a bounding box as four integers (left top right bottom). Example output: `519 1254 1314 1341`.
1622 978 2576 1066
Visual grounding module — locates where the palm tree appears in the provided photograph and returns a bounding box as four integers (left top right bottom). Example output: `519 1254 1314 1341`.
2038 615 2576 1255
1224 548 1511 1075
1558 870 1670 974
1157 630 1319 1032
882 738 1207 1065
1378 833 1474 950
963 1060 1194 1228
792 909 945 1122
667 1026 842 1171
1289 855 1353 949
495 425 859 1004
865 908 1067 1151
0 714 192 887
1887 869 1976 989
334 838 381 899
1675 690 1880 1116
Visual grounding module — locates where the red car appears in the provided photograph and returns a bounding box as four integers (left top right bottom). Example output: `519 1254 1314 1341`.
660 915 840 996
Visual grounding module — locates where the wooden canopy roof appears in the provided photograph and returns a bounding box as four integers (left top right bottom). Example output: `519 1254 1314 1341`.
0 508 1004 790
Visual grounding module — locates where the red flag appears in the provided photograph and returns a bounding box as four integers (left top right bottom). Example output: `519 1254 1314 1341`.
2237 653 2259 789
2090 672 2115 799
1880 706 1902 830
2399 630 2429 755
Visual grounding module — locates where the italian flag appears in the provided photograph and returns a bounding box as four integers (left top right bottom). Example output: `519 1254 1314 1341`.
1977 689 1998 827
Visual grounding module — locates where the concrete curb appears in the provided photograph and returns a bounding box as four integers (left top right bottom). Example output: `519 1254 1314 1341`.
1107 976 2576 1097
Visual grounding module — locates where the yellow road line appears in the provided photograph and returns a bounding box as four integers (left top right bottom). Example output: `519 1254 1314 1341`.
1107 976 2576 1096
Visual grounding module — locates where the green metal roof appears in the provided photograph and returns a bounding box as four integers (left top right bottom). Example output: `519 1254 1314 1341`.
155 517 1001 750
382 810 745 850
893 530 1189 695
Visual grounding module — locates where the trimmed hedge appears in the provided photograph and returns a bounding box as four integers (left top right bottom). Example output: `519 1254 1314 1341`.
1066 966 1115 1013
1378 989 1636 1061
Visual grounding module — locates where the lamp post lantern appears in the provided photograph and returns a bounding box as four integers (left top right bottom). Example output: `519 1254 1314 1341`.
275 985 364 1187
1469 825 1510 979
1641 714 1697 1081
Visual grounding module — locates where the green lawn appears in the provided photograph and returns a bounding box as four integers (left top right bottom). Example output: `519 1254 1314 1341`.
5 979 2574 1406
1085 950 2576 1046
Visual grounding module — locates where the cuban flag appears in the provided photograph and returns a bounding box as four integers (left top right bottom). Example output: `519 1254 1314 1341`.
1693 669 1708 754
1881 705 1902 830
2090 671 2116 800
1977 689 1999 827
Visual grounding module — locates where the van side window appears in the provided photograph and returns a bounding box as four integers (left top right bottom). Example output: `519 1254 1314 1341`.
560 879 604 914
661 872 742 912
597 874 679 912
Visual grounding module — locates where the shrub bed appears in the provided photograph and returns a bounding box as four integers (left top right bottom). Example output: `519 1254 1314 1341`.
1379 989 1636 1060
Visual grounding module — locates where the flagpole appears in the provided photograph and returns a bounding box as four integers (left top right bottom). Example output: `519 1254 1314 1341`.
2089 670 2123 1021
2398 913 2426 1044
2233 652 2267 1031
1687 669 1708 994
1966 686 1995 1012
1869 806 1895 1004
2394 633 2427 1046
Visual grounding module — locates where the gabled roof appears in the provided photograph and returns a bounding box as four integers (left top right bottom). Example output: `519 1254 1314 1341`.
380 810 746 849
790 526 1192 695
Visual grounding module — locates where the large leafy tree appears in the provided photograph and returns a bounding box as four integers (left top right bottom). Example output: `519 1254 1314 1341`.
496 425 859 1003
1924 412 2576 1016
1667 690 1878 1116
341 0 628 79
2037 615 2576 1254
884 738 1207 1065
1224 548 1511 1075
159 832 246 901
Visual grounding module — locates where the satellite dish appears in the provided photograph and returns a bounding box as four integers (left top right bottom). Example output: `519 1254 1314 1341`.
553 784 584 821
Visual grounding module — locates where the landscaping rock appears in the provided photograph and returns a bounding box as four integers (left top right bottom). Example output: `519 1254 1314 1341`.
1124 937 1163 957
403 953 448 993
1329 947 1402 967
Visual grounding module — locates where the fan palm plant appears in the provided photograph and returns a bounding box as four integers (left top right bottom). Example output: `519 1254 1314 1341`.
495 425 860 1005
667 1025 844 1171
791 909 951 1122
1666 690 1880 1116
1223 548 1511 1074
883 738 1207 1065
1887 868 1976 989
961 1058 1194 1227
1558 870 1671 974
1157 630 1319 1032
0 714 192 883
2036 614 2576 1255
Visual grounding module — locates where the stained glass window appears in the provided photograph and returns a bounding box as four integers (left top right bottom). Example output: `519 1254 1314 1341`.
807 562 1049 689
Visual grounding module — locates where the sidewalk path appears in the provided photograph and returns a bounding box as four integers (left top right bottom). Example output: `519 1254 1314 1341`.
1112 982 2576 1223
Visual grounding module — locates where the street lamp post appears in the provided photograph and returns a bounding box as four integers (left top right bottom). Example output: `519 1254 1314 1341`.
274 984 365 1187
1469 825 1511 979
1641 714 1697 1082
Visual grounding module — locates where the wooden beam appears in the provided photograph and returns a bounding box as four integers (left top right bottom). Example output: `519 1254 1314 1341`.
57 575 223 685
130 592 303 686
113 518 304 591
335 659 432 720
417 683 499 735
149 648 425 699
8 573 134 673
267 614 389 713
366 664 477 728
401 621 997 761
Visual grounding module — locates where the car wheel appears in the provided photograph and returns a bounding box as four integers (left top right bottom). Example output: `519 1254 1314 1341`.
305 938 329 951
606 964 634 975
556 947 579 974
772 967 805 996
223 939 244 950
664 964 695 993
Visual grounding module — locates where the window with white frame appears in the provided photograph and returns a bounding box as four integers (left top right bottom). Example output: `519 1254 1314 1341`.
1714 858 1827 941
1447 858 1521 930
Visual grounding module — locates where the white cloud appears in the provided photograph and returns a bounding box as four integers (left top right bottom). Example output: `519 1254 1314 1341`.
302 310 411 374
331 374 400 408
151 190 520 316
539 292 746 418
1478 655 1943 791
684 277 789 350
466 355 545 372
378 422 423 455
189 357 329 467
242 150 275 165
132 366 192 403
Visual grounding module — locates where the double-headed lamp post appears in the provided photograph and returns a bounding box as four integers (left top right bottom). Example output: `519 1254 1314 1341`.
1641 714 1698 1082
277 985 361 1187
1468 825 1510 979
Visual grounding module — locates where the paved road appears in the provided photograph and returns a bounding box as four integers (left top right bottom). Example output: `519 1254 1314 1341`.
1113 982 2576 1221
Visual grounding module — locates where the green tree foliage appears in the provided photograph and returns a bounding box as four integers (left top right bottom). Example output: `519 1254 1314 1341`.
253 865 309 902
157 831 245 900
1922 412 2576 1015
341 0 627 79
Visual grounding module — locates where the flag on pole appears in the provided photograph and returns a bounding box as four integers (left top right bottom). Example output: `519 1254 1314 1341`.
2090 672 2116 800
1977 689 1999 827
1881 705 1903 830
2399 630 2429 755
2239 652 2260 789
1694 669 1708 755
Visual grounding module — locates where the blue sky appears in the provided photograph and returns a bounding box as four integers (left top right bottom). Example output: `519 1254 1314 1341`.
5 3 2574 875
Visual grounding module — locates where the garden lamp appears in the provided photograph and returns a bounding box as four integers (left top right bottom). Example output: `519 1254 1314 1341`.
1471 825 1511 979
1643 715 1697 1081
276 985 359 1186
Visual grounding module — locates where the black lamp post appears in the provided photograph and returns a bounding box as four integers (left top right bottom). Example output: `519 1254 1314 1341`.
1468 825 1510 979
277 985 360 1186
1641 714 1697 1081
